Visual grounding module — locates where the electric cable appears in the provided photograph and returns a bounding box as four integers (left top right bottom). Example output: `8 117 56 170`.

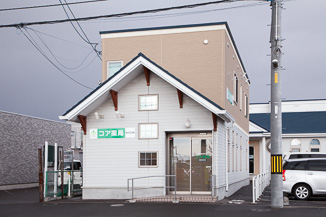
0 0 107 12
19 27 93 90
0 0 242 28
59 0 102 60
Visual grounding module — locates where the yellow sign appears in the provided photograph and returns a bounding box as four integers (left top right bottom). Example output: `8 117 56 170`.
275 72 279 83
271 155 282 174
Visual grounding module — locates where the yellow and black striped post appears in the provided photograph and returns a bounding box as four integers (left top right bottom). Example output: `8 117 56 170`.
271 154 283 174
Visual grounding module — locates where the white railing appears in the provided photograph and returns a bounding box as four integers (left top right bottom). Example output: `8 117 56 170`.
252 172 271 203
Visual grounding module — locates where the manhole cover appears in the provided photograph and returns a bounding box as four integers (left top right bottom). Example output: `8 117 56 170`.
110 204 125 207
228 200 245 204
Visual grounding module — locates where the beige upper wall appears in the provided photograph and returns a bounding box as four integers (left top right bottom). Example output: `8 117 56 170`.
101 25 249 132
224 32 250 132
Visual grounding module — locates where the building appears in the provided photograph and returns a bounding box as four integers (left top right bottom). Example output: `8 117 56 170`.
60 22 250 200
0 110 71 190
249 99 326 175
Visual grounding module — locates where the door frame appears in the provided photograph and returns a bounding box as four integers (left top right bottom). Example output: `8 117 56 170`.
166 131 213 195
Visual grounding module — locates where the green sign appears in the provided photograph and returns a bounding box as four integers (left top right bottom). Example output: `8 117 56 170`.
97 128 125 138
196 155 211 160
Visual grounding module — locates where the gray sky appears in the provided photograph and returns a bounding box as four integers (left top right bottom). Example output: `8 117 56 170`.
0 0 325 121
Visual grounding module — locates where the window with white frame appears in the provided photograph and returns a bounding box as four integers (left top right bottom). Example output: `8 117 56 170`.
139 123 158 139
139 152 158 167
139 95 159 111
107 61 123 78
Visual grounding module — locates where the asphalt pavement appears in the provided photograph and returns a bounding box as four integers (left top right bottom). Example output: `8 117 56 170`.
1 184 326 217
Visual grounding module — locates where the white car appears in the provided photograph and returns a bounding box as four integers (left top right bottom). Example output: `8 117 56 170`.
283 152 326 162
283 158 326 200
58 160 83 187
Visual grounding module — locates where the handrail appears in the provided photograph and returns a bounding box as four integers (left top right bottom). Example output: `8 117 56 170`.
252 172 271 203
127 175 177 201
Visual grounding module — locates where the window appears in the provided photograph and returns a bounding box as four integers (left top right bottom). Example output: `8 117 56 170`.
311 148 320 152
139 123 158 139
283 161 307 170
107 61 123 78
291 139 301 146
139 152 158 167
308 160 326 171
233 74 238 104
291 148 301 152
139 95 159 111
310 139 320 145
240 85 243 111
244 94 248 117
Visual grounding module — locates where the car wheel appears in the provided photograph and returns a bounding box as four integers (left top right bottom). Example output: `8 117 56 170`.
293 184 311 200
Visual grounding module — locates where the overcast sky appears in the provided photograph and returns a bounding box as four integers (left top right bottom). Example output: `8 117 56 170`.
0 0 325 121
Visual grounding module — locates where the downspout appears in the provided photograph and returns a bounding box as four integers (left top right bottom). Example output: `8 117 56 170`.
225 127 229 192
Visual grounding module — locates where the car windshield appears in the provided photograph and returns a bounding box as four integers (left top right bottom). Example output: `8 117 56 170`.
63 162 81 170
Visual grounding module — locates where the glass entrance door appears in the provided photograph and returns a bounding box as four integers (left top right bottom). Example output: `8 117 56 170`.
171 137 212 193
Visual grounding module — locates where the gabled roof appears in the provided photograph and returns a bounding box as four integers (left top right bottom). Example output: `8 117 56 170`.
60 53 234 123
250 111 326 134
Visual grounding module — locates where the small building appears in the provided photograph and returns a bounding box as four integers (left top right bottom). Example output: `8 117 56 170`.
0 110 71 190
60 22 250 200
249 99 326 175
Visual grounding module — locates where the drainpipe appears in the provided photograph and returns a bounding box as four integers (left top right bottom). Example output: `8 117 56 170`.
225 128 229 192
54 143 58 198
44 141 48 199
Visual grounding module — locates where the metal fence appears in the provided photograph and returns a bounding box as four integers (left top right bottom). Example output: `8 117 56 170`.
44 170 82 200
252 172 271 203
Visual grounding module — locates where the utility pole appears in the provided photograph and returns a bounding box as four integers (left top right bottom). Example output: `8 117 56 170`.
270 0 283 208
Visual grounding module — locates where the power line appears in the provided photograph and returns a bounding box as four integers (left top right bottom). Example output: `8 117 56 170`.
19 27 93 90
59 0 102 60
25 27 93 50
0 0 239 28
0 0 107 12
89 2 268 24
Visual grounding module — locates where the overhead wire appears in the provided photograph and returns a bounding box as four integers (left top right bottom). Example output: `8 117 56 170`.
19 27 93 90
58 0 101 60
89 1 268 23
0 0 107 12
0 0 243 28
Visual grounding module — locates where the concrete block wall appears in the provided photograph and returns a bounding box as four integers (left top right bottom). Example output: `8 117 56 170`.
0 111 71 187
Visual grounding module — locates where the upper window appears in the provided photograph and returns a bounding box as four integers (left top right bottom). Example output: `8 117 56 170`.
233 74 238 104
291 139 301 146
139 123 158 139
310 139 320 145
107 61 123 78
139 95 159 111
